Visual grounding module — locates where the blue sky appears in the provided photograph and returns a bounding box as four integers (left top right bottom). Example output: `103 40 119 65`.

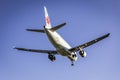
0 0 120 80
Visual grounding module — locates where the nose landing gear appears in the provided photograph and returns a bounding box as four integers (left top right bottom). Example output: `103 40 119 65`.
71 61 74 66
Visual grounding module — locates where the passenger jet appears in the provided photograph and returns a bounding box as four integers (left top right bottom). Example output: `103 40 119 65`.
14 6 110 66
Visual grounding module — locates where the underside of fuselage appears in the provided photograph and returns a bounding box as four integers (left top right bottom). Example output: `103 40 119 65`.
44 28 71 50
44 28 78 61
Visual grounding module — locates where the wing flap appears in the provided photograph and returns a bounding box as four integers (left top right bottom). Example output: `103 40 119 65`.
69 33 110 52
14 47 58 54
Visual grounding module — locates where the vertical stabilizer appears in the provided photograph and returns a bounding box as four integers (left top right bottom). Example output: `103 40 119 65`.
44 6 52 29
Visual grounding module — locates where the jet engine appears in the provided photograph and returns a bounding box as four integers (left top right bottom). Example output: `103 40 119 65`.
79 50 87 58
48 54 56 61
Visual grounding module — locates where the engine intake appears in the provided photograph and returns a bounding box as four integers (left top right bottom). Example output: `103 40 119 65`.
79 50 87 58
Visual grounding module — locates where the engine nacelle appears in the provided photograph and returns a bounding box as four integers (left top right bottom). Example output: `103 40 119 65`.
48 54 56 61
79 50 87 58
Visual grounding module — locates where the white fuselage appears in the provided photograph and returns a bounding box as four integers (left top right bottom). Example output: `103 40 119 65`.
44 28 78 61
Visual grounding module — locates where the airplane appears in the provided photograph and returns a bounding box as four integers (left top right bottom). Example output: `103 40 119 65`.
14 6 110 66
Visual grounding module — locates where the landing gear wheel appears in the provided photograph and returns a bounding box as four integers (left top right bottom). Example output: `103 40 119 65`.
71 61 74 66
48 54 56 62
71 63 74 66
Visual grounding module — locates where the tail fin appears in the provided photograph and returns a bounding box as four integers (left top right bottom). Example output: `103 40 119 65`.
44 6 52 29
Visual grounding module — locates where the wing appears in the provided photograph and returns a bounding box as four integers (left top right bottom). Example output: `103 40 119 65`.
69 33 110 52
14 47 58 54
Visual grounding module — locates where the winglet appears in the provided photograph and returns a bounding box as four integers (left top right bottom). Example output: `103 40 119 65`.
44 6 51 29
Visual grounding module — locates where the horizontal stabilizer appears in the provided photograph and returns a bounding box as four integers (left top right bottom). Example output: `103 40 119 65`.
14 47 58 54
26 29 45 33
50 22 66 31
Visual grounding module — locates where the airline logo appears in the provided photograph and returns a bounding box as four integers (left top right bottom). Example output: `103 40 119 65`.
46 16 50 25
